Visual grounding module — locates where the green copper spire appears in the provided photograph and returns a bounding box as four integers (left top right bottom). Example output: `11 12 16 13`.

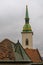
22 5 32 32
25 5 29 18
25 5 29 24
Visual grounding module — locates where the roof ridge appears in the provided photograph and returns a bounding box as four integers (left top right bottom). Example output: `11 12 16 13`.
0 38 15 44
36 49 42 61
19 46 24 59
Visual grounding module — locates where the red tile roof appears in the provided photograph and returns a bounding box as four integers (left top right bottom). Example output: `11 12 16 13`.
25 48 42 63
0 39 15 60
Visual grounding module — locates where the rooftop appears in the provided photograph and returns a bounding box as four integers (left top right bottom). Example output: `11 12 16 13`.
25 48 42 63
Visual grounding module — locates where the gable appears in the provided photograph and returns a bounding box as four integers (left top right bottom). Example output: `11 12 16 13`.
13 42 31 61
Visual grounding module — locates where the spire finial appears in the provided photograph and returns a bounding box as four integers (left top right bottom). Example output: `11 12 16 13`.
25 5 29 18
25 5 29 24
17 40 20 44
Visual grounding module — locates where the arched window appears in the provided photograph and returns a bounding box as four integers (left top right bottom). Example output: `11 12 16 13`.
26 39 29 45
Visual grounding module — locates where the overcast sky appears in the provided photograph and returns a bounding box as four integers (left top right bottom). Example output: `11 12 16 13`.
0 0 43 57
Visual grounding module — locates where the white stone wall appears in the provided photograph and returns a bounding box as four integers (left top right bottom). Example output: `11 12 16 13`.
22 33 33 49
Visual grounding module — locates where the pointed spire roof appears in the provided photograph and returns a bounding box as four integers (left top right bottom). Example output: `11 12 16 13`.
25 5 29 24
22 5 33 33
25 5 29 18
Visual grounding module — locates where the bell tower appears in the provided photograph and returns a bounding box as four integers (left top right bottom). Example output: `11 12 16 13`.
21 5 33 49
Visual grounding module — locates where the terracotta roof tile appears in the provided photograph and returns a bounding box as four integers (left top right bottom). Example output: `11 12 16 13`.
25 48 42 63
0 39 15 60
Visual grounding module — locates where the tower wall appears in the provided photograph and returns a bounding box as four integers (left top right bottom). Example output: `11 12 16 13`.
22 32 33 49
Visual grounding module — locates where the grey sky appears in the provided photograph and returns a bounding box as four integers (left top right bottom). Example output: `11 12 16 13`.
0 0 43 56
